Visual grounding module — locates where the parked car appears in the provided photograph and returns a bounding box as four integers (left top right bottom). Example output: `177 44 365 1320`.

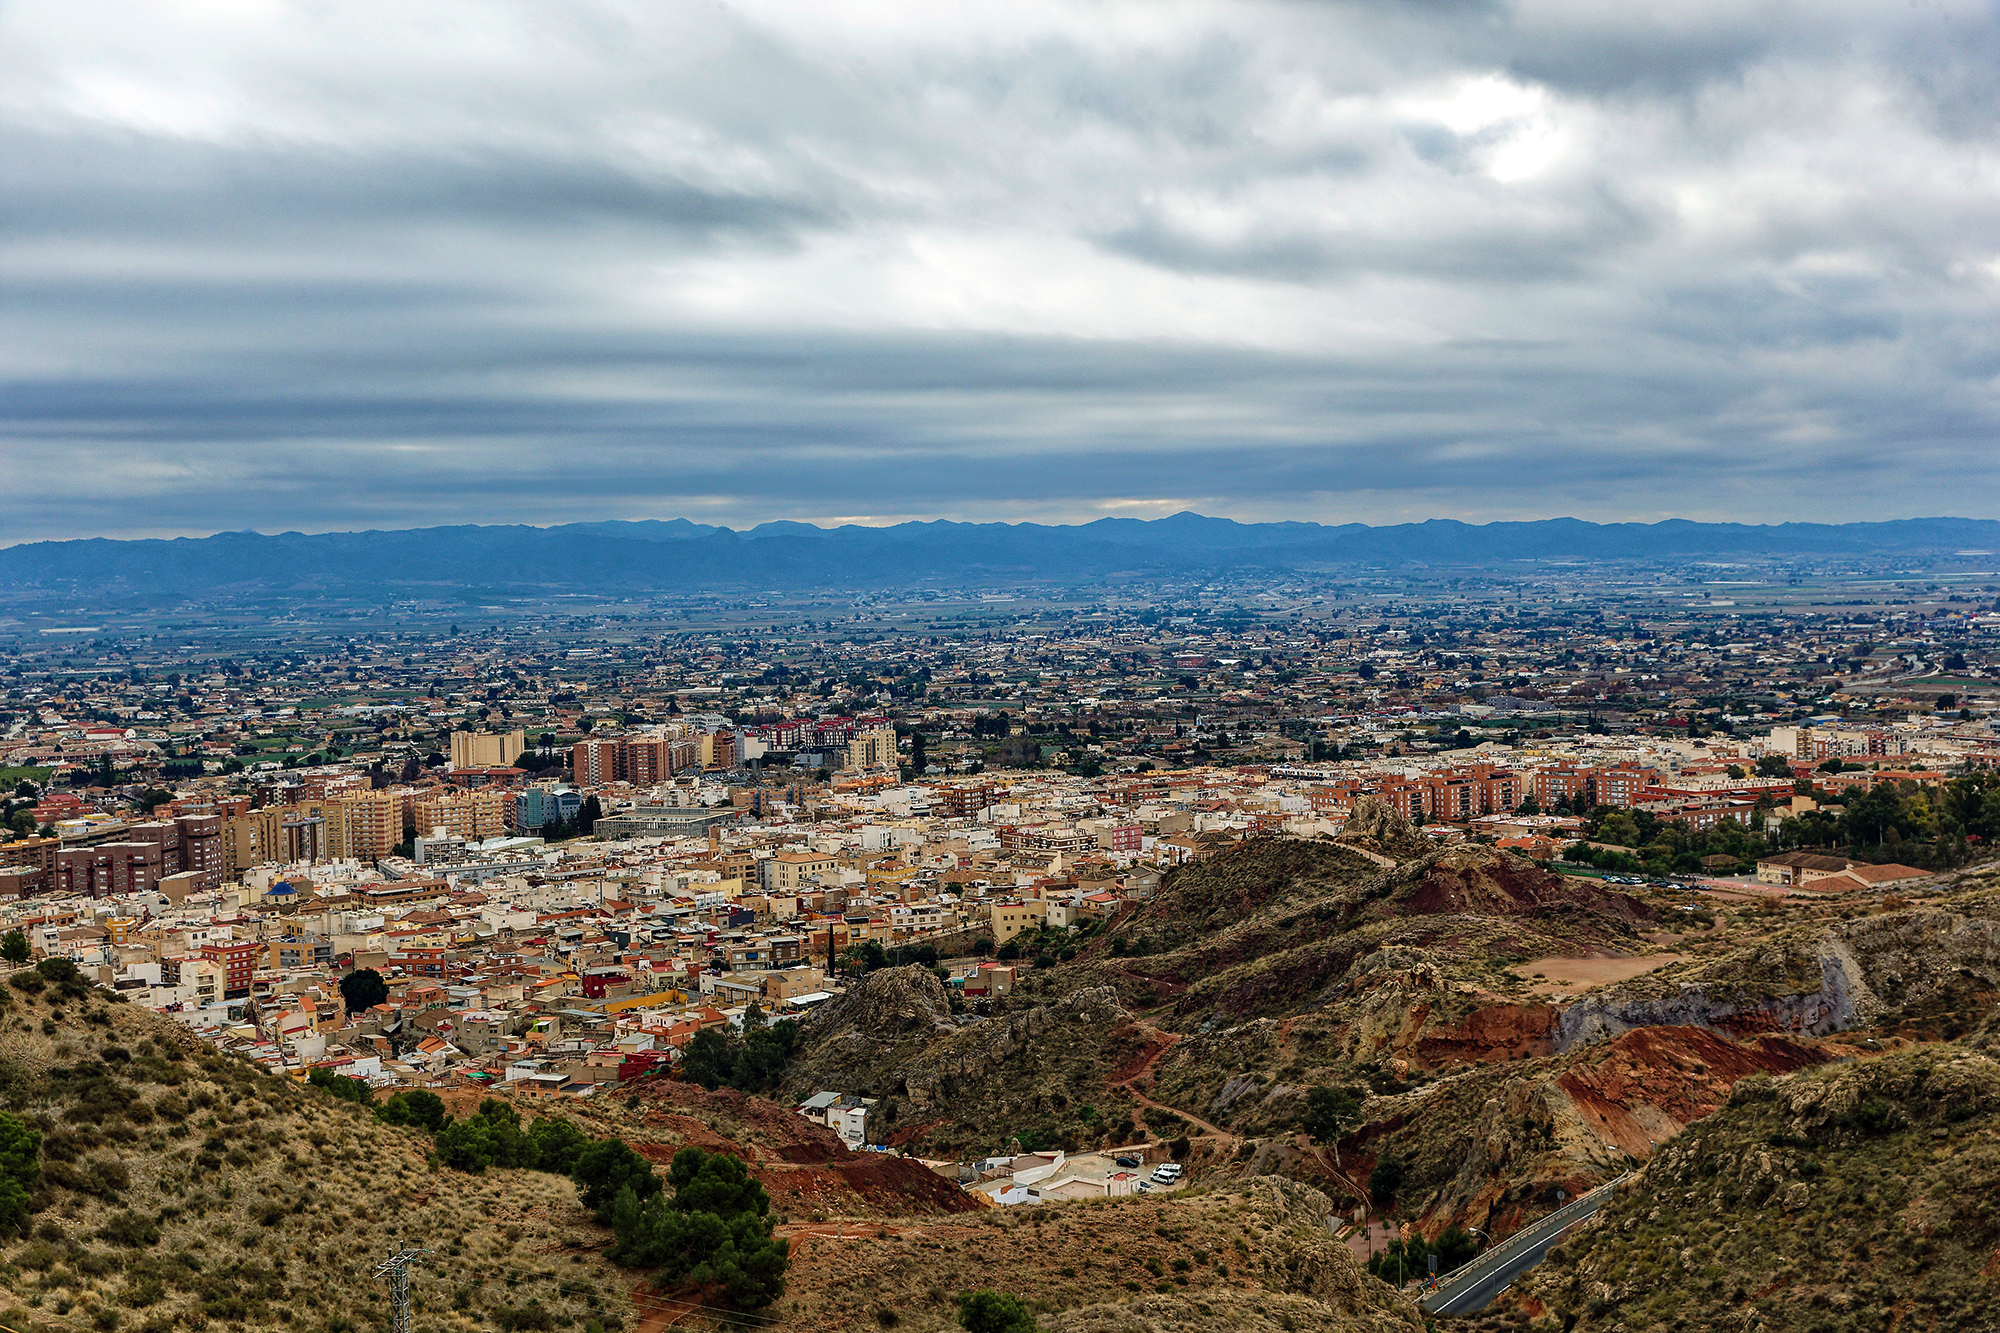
1114 1156 1141 1169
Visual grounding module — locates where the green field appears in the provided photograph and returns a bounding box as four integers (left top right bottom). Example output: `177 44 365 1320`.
0 765 54 790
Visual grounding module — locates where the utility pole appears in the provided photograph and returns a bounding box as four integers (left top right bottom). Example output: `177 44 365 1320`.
374 1240 431 1333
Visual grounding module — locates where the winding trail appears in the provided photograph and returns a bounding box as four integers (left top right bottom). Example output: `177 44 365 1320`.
1106 1022 1235 1141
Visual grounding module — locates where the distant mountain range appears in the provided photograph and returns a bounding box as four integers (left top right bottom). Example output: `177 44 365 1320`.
2 514 1996 597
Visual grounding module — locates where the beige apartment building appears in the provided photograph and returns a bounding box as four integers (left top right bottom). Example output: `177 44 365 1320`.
766 851 839 891
847 727 898 769
451 729 526 770
412 788 510 841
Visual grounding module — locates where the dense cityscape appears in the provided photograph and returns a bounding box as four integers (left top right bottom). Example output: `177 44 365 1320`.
4 557 1996 1046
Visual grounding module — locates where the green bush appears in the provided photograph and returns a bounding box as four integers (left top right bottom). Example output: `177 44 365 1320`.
571 1138 661 1223
605 1147 787 1310
376 1089 448 1132
1369 1155 1405 1206
0 1109 41 1232
434 1100 529 1173
955 1289 1038 1333
305 1069 373 1107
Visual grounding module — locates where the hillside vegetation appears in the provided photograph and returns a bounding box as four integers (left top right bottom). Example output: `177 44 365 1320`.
776 1173 1423 1333
1503 1042 2000 1333
0 970 723 1333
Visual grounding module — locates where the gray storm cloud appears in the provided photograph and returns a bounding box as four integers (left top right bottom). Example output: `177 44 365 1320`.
1 0 1997 540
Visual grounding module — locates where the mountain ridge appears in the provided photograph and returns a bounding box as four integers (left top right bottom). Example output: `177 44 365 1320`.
3 513 1996 595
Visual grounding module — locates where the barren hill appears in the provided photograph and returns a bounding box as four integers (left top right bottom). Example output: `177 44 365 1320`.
779 1174 1423 1333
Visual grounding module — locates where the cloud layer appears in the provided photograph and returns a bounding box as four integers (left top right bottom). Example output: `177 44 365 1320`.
3 0 1998 540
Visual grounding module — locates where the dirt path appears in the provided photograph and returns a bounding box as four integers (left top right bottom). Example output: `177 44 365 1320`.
1124 1083 1232 1140
1513 952 1690 997
1308 1143 1372 1210
1106 1022 1235 1141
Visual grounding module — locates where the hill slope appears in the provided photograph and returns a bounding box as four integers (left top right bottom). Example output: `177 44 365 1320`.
0 978 637 1333
1508 1043 2000 1333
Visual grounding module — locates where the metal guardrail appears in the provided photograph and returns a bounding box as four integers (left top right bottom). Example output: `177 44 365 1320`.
1416 1171 1631 1312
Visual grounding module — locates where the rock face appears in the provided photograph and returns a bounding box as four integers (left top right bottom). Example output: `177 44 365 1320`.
1385 844 1655 926
781 965 960 1100
1557 905 2000 1051
1521 1048 2000 1331
1338 797 1431 860
781 969 1133 1157
898 985 1128 1112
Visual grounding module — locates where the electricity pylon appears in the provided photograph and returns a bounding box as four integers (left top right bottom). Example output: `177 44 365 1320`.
373 1240 431 1333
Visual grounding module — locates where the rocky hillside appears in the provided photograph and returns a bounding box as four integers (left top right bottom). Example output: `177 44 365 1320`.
0 967 993 1333
782 966 1149 1159
1558 886 2000 1049
1502 1042 2000 1333
780 964 968 1096
780 1173 1424 1333
0 976 635 1333
1073 839 1659 1032
1333 1024 1833 1236
563 1074 983 1222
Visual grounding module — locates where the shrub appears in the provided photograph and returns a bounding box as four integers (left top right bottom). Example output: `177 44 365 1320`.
956 1290 1038 1333
0 1109 41 1232
99 1211 161 1248
606 1148 787 1310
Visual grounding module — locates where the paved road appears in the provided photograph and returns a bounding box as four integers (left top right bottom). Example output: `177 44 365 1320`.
1419 1176 1626 1317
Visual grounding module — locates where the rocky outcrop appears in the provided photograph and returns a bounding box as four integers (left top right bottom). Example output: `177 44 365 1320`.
1556 906 2000 1051
781 965 962 1099
898 985 1127 1111
1338 797 1431 861
1387 844 1654 927
1520 1048 2000 1331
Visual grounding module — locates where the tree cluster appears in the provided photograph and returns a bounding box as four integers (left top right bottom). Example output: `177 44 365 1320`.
0 1109 40 1233
1562 769 2000 876
605 1146 789 1311
1365 1226 1479 1284
434 1099 590 1175
675 1008 801 1095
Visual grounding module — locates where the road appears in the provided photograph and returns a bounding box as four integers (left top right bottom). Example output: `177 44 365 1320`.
1418 1176 1626 1317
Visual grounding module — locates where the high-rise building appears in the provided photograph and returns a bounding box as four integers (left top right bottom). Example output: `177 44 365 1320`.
846 726 898 769
451 729 525 770
412 788 510 841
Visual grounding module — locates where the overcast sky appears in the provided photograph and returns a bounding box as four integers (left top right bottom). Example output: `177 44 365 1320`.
4 1 1999 543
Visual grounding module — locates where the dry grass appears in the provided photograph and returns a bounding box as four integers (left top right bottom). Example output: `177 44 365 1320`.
0 984 636 1333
